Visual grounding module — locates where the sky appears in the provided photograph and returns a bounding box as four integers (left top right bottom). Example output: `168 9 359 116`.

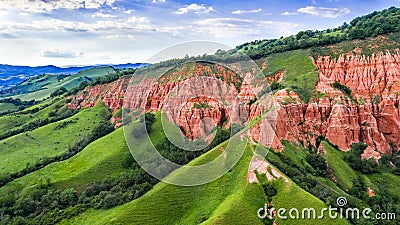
0 0 399 66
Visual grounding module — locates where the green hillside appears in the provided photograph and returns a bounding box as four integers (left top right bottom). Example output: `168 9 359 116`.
0 97 66 138
3 67 114 101
0 103 18 113
260 49 319 103
0 102 110 177
60 142 348 225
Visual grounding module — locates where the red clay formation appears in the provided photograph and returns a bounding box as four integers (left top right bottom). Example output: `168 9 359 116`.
68 55 400 159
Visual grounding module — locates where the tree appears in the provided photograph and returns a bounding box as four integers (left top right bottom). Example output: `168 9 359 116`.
306 154 328 177
91 121 114 140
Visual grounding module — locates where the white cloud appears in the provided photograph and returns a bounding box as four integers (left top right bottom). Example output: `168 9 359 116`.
282 11 298 16
297 6 350 18
152 0 166 3
0 0 116 13
39 49 84 58
232 8 262 14
193 18 300 38
1 16 152 34
174 4 215 15
92 12 117 18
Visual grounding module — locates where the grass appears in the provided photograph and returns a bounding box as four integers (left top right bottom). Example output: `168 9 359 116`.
61 140 350 225
0 97 64 137
9 67 114 101
261 49 319 103
280 140 309 167
367 172 400 201
310 33 400 59
0 103 18 113
61 143 266 225
271 177 350 225
0 110 164 201
0 128 129 201
0 102 110 176
323 141 358 190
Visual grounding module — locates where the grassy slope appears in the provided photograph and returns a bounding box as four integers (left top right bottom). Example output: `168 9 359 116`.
61 142 349 225
0 103 18 113
0 111 163 202
323 141 358 190
260 49 319 103
324 141 400 201
367 172 400 201
0 97 64 137
61 143 265 225
0 102 109 175
265 142 350 224
0 128 129 201
11 67 113 101
271 178 350 225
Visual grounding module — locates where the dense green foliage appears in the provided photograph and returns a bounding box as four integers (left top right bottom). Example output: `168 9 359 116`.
345 143 379 174
90 69 135 86
332 81 352 97
50 87 68 97
236 7 400 59
306 154 328 177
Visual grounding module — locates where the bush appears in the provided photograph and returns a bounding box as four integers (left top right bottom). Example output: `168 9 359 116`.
306 154 328 177
332 82 352 97
91 121 114 140
102 193 122 209
346 142 378 174
262 182 277 197
50 87 68 97
270 81 284 91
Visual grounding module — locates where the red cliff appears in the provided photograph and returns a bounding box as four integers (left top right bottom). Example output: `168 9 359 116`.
68 54 400 158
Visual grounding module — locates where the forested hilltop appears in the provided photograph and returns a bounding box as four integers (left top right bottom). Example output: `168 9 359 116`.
235 6 400 59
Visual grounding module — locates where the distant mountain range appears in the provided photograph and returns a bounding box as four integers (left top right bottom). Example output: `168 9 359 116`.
0 63 146 90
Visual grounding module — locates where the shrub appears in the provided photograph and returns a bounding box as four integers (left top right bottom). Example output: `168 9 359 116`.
50 87 68 97
332 82 352 97
306 154 328 177
346 142 378 174
270 81 284 91
262 182 277 197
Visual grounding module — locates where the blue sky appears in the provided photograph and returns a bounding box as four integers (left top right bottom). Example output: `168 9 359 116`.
0 0 399 66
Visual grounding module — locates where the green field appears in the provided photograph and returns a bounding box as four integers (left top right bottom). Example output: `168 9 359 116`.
0 102 110 176
0 103 18 113
0 128 130 202
60 140 350 225
0 97 64 137
261 49 319 103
